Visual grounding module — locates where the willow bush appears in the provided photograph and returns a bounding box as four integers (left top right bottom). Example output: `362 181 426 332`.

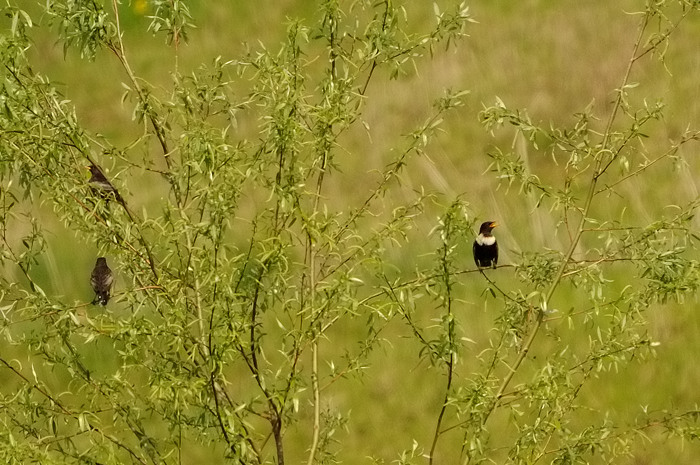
1 1 698 464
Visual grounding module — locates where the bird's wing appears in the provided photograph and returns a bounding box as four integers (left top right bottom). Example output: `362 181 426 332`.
91 267 114 289
90 270 100 290
102 271 114 288
472 240 479 266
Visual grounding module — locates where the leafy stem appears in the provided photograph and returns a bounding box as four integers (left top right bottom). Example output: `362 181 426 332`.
464 8 652 465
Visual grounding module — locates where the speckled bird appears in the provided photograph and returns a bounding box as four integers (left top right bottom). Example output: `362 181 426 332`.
88 164 123 203
90 257 114 305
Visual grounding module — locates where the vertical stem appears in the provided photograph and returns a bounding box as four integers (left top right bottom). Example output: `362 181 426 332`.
307 3 338 461
306 242 321 465
429 211 457 464
249 268 286 464
429 354 454 465
306 131 328 465
110 0 171 169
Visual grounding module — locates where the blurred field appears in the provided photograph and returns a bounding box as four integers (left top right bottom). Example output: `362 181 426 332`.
11 0 700 463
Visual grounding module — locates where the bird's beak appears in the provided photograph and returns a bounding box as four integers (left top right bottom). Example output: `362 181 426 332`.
490 222 498 228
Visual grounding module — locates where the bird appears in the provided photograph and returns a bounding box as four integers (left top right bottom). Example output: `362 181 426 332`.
87 164 123 203
473 221 498 268
90 257 114 305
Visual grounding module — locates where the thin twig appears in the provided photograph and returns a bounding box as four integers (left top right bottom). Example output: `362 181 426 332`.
462 11 651 465
0 357 148 464
110 0 171 169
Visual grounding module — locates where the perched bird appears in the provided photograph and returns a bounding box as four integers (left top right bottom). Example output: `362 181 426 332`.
90 257 114 305
473 221 498 269
87 164 123 203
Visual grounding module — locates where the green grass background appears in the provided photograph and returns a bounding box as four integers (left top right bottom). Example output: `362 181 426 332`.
7 0 700 463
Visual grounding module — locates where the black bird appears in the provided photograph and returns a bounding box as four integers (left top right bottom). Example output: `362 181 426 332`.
88 164 123 203
473 221 498 268
91 257 114 305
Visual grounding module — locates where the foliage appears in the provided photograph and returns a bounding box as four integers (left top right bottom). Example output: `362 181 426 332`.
0 1 699 464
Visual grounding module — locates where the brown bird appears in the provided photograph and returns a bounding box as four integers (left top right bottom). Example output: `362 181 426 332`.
473 221 498 268
88 164 123 203
90 257 114 305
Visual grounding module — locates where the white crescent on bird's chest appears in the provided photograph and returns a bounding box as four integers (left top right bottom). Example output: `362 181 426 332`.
476 234 496 246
